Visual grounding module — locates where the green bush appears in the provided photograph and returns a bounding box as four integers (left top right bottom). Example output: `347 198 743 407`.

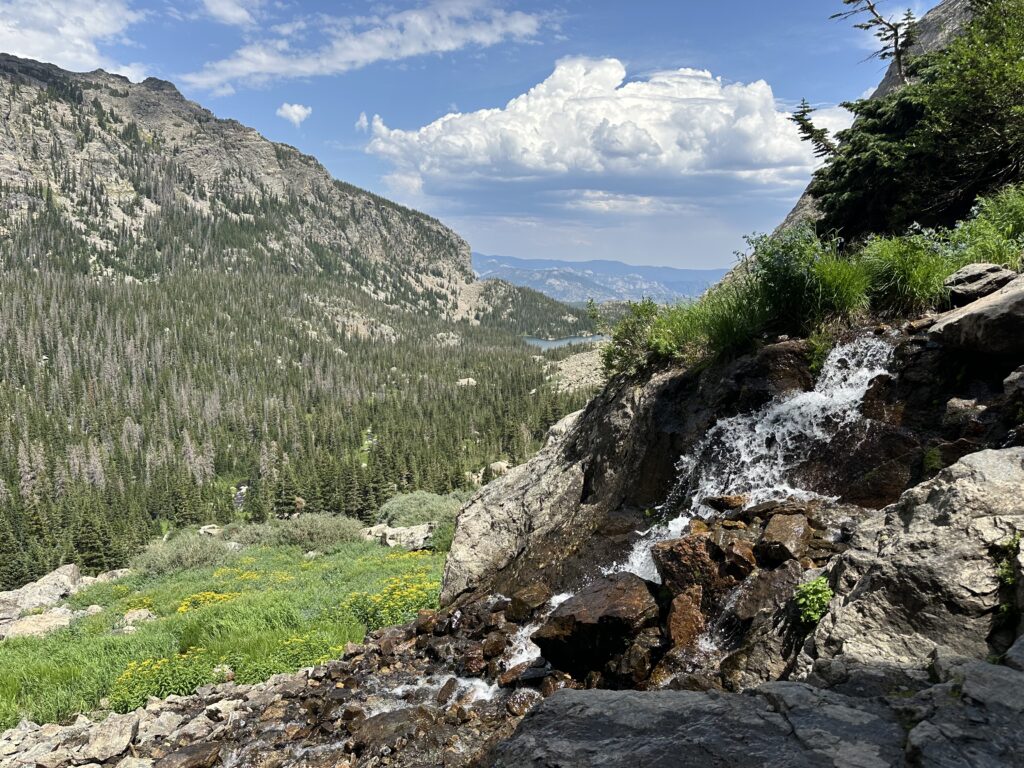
861 235 951 314
948 185 1024 270
794 576 834 625
600 299 661 376
132 533 237 577
228 514 364 552
377 491 461 528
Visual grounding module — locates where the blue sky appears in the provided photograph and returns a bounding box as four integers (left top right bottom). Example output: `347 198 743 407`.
0 0 938 267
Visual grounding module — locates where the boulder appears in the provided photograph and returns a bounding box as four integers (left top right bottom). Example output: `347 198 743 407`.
813 448 1024 669
0 564 82 616
198 525 221 537
2 607 75 639
651 534 735 608
81 712 139 762
505 582 552 623
489 686 906 767
154 743 222 768
755 514 809 566
532 573 660 679
930 274 1024 356
359 522 435 550
666 586 704 650
944 262 1018 307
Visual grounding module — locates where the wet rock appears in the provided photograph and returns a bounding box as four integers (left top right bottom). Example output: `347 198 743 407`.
505 689 542 717
651 535 735 608
755 514 809 566
610 627 666 686
667 586 704 650
435 677 458 706
498 660 551 688
721 540 757 578
532 573 660 680
349 706 434 756
728 562 803 624
504 583 551 623
944 262 1017 307
481 631 507 659
154 742 222 768
814 448 1024 668
703 495 746 512
930 274 1024 357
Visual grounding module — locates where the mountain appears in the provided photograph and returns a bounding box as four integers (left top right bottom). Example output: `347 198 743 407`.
472 252 727 304
0 55 594 585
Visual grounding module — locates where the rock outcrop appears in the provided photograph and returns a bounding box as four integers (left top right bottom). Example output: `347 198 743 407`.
810 448 1024 669
0 565 123 639
359 523 436 551
491 642 1024 767
930 275 1024 357
944 262 1019 307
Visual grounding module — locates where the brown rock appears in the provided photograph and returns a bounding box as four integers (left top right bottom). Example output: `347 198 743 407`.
506 582 552 622
413 609 437 635
505 689 543 717
667 586 705 650
651 534 735 607
481 631 508 659
154 743 222 768
728 561 804 623
540 671 578 697
755 514 809 566
704 495 747 512
435 677 459 705
722 540 757 579
532 572 659 679
498 660 550 688
459 641 487 676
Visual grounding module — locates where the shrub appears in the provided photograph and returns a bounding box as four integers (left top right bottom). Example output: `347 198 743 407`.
948 185 1024 270
600 299 661 375
132 533 237 577
794 576 834 625
229 514 364 552
377 491 461 528
861 235 952 314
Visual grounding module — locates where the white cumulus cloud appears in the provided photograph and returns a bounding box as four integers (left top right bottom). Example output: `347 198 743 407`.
367 56 828 192
201 0 260 27
183 0 543 94
0 0 146 79
276 102 312 128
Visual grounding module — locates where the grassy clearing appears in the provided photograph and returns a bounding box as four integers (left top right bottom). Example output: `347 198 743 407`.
0 539 443 728
603 184 1024 376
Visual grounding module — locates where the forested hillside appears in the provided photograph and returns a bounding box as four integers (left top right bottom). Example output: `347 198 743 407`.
0 55 595 589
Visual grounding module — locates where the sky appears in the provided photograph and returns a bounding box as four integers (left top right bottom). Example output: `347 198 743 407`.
0 0 940 268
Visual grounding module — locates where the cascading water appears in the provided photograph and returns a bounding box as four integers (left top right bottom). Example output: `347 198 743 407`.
606 335 894 582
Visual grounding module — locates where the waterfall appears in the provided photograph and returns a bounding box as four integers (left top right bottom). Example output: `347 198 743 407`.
606 335 894 582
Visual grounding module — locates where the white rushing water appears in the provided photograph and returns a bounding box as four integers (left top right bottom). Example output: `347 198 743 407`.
502 592 575 669
605 335 894 582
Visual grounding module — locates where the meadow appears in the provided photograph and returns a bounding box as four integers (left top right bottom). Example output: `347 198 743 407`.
0 532 444 728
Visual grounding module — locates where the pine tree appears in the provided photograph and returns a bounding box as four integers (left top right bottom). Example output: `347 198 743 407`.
832 1 916 86
789 99 838 159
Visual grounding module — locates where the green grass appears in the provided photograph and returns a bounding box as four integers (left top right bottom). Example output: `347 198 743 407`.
0 542 443 728
602 184 1024 377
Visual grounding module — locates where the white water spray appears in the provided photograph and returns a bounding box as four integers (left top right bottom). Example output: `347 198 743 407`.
606 335 894 581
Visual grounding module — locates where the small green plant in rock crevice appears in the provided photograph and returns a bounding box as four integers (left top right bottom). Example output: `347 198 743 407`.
995 533 1022 588
794 576 834 625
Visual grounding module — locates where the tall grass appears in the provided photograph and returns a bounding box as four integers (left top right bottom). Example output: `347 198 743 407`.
601 184 1024 377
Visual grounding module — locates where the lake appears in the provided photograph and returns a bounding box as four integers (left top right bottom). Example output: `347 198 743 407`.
522 334 609 350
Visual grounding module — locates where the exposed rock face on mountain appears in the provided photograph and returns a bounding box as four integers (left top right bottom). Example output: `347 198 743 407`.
0 54 588 331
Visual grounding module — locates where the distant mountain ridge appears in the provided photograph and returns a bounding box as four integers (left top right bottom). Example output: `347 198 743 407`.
473 253 727 304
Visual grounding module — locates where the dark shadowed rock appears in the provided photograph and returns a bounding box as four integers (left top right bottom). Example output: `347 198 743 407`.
532 573 660 680
489 685 906 767
944 262 1018 307
505 582 552 623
